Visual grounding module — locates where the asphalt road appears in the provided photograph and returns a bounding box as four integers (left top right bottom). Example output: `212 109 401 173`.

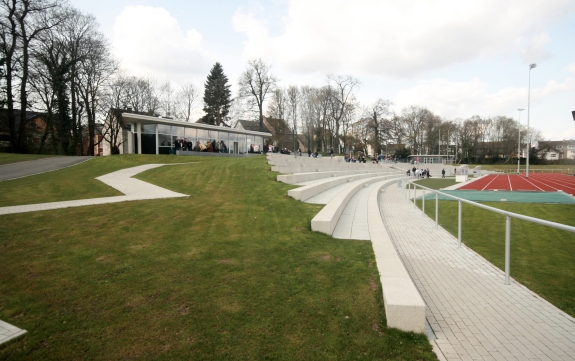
0 156 93 182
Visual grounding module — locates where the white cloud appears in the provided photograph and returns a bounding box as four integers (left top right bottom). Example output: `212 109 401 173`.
543 127 575 141
520 32 552 63
393 77 575 119
566 63 575 74
113 6 212 82
233 0 575 78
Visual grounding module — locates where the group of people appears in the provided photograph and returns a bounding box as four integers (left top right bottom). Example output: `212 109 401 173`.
169 138 228 153
407 166 432 178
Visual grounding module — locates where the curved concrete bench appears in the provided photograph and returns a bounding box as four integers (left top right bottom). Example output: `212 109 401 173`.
311 176 400 235
278 169 398 184
367 181 426 333
288 172 391 201
272 163 390 174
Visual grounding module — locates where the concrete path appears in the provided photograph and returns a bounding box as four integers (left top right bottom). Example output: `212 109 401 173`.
379 184 575 361
0 320 26 346
0 156 92 181
0 164 188 216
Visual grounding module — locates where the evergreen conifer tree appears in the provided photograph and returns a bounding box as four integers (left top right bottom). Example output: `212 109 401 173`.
202 62 231 126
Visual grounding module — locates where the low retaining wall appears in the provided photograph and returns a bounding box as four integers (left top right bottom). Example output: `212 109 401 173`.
367 182 426 333
311 176 400 235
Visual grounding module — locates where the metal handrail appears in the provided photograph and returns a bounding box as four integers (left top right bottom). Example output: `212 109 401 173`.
402 178 575 285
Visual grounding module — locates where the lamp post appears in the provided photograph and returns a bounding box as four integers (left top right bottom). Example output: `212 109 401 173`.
526 63 536 178
517 108 524 174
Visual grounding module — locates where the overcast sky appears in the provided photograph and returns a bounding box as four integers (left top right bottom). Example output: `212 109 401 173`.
69 0 575 140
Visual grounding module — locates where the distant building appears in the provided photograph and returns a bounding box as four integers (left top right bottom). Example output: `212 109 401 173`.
538 139 575 160
0 109 48 151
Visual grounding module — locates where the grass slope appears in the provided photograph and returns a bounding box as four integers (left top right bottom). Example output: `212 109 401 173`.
0 155 199 207
0 153 57 165
0 155 436 360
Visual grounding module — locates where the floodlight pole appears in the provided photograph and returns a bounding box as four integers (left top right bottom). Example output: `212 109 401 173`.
526 63 536 178
517 108 524 174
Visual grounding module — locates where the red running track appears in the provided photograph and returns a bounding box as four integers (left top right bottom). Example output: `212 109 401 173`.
458 173 575 195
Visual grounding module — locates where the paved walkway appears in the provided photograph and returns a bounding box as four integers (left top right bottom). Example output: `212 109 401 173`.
0 320 26 346
0 156 92 181
0 164 188 215
379 184 575 361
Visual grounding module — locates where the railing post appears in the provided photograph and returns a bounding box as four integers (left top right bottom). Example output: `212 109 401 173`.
422 188 425 213
458 200 462 248
414 184 417 206
505 215 511 285
435 192 438 228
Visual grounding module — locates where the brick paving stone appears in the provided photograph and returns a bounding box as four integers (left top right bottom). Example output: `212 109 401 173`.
379 183 575 361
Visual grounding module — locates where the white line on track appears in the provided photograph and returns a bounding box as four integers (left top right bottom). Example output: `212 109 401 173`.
534 174 575 189
528 174 575 193
519 176 546 191
481 174 499 191
507 175 513 191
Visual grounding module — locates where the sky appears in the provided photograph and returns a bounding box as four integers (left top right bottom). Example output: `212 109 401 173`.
69 0 575 141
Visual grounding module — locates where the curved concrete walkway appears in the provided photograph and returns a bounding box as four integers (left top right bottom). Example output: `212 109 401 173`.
379 184 575 361
0 156 92 181
0 164 189 216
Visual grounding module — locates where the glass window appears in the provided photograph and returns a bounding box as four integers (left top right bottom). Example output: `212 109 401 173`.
229 132 238 141
142 124 156 134
209 130 218 139
197 128 209 138
185 128 196 139
158 124 171 134
158 134 172 147
219 132 229 141
174 126 185 137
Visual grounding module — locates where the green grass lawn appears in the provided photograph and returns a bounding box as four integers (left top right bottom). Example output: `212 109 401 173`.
413 178 456 190
415 198 575 318
0 155 436 360
0 153 57 165
0 155 199 207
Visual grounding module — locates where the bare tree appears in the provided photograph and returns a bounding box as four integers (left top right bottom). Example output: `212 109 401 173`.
364 98 392 156
0 0 64 152
100 74 130 154
267 87 287 120
73 11 117 155
238 58 277 132
326 74 360 154
175 81 198 122
286 85 299 151
158 81 175 117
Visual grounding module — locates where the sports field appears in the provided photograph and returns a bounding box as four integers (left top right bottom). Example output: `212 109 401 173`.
459 173 575 195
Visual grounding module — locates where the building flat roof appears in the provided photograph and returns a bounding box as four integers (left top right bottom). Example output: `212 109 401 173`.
122 113 272 137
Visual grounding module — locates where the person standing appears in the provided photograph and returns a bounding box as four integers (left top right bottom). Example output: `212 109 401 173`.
308 148 311 157
330 148 334 159
441 169 445 178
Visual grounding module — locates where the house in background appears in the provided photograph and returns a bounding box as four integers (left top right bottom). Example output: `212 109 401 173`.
538 139 575 161
0 109 48 151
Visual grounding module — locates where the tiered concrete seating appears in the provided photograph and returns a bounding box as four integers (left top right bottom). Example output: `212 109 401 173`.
268 154 426 333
